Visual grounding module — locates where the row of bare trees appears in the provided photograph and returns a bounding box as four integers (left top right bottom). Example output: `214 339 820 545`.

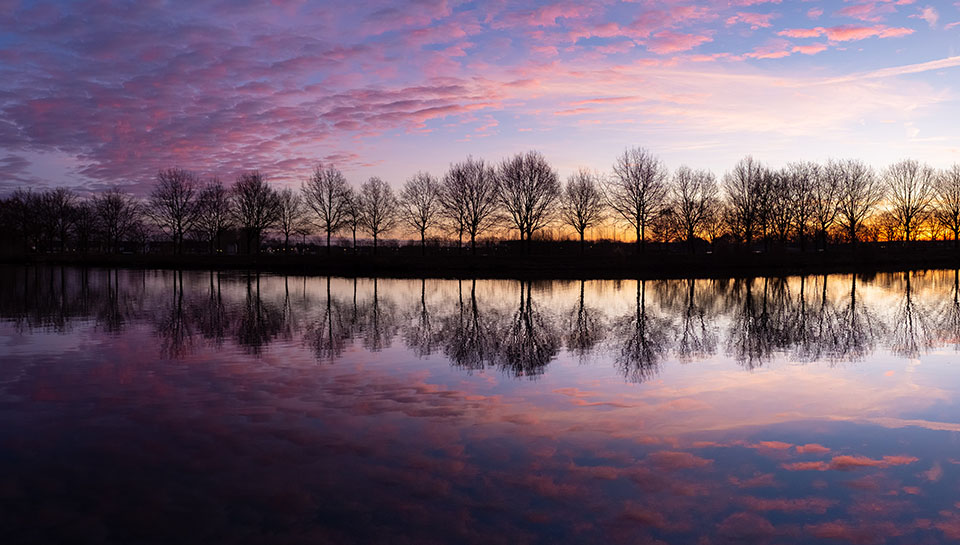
4 149 960 256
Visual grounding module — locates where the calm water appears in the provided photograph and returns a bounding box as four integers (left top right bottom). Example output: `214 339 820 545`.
3 266 960 544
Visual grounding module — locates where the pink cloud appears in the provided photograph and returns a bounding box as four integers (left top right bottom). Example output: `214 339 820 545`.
726 11 779 29
645 31 713 54
910 6 939 27
793 43 829 55
835 2 897 23
646 451 713 470
778 24 915 41
795 443 831 454
808 7 824 19
740 496 836 513
782 454 919 471
779 27 825 38
745 40 793 59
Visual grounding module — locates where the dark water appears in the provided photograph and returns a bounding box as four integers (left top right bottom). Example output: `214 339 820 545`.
3 266 960 544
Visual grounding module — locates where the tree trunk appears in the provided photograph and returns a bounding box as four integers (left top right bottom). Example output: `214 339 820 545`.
326 230 332 256
579 231 585 256
421 231 426 256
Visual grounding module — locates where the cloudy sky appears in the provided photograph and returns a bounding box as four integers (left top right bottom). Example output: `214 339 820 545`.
1 0 959 192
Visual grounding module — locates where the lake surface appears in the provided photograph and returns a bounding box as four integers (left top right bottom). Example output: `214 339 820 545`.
3 266 960 544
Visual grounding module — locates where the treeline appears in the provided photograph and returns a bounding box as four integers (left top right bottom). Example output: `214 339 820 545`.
3 148 960 257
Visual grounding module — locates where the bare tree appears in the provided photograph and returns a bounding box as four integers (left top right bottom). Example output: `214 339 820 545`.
147 168 202 254
399 172 441 255
810 162 841 250
195 178 232 254
441 157 499 255
670 166 718 252
768 170 793 245
885 159 937 243
607 147 669 253
496 151 560 251
559 169 606 254
231 171 281 254
359 177 399 253
439 162 469 253
934 164 960 249
276 187 309 253
43 187 77 252
835 159 884 246
722 156 766 247
343 187 363 251
73 200 96 254
786 162 818 251
302 164 350 254
94 187 142 254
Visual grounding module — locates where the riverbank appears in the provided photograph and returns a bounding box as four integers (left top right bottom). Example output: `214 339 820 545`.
4 244 960 279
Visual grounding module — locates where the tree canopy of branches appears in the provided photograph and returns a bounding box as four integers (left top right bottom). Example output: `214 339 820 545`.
276 187 308 252
399 171 441 255
194 179 232 253
147 168 202 254
94 187 142 253
885 159 937 243
441 157 499 255
231 171 281 254
44 187 78 252
723 156 767 247
359 177 399 253
607 147 669 253
343 187 363 250
670 166 718 251
785 162 818 250
560 169 606 254
302 164 350 253
496 150 561 249
834 159 884 245
934 164 960 248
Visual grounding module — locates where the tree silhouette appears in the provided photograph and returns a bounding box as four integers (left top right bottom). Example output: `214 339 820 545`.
607 147 669 253
231 171 281 255
147 168 202 255
302 164 350 254
559 169 606 255
497 151 561 252
399 172 441 255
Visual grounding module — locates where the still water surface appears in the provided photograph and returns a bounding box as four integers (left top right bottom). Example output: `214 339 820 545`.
3 266 960 544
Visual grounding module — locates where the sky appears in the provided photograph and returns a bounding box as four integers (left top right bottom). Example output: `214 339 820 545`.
1 0 960 194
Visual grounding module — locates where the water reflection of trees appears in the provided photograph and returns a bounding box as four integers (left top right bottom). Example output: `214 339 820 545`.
3 266 960 375
563 280 605 362
891 271 936 358
494 281 560 378
613 280 672 382
441 279 495 372
235 273 286 355
304 276 351 363
402 278 438 358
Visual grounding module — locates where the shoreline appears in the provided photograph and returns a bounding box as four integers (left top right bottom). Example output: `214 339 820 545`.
3 246 960 279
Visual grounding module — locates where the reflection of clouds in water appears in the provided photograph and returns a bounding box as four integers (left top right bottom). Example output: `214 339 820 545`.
6 267 960 541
